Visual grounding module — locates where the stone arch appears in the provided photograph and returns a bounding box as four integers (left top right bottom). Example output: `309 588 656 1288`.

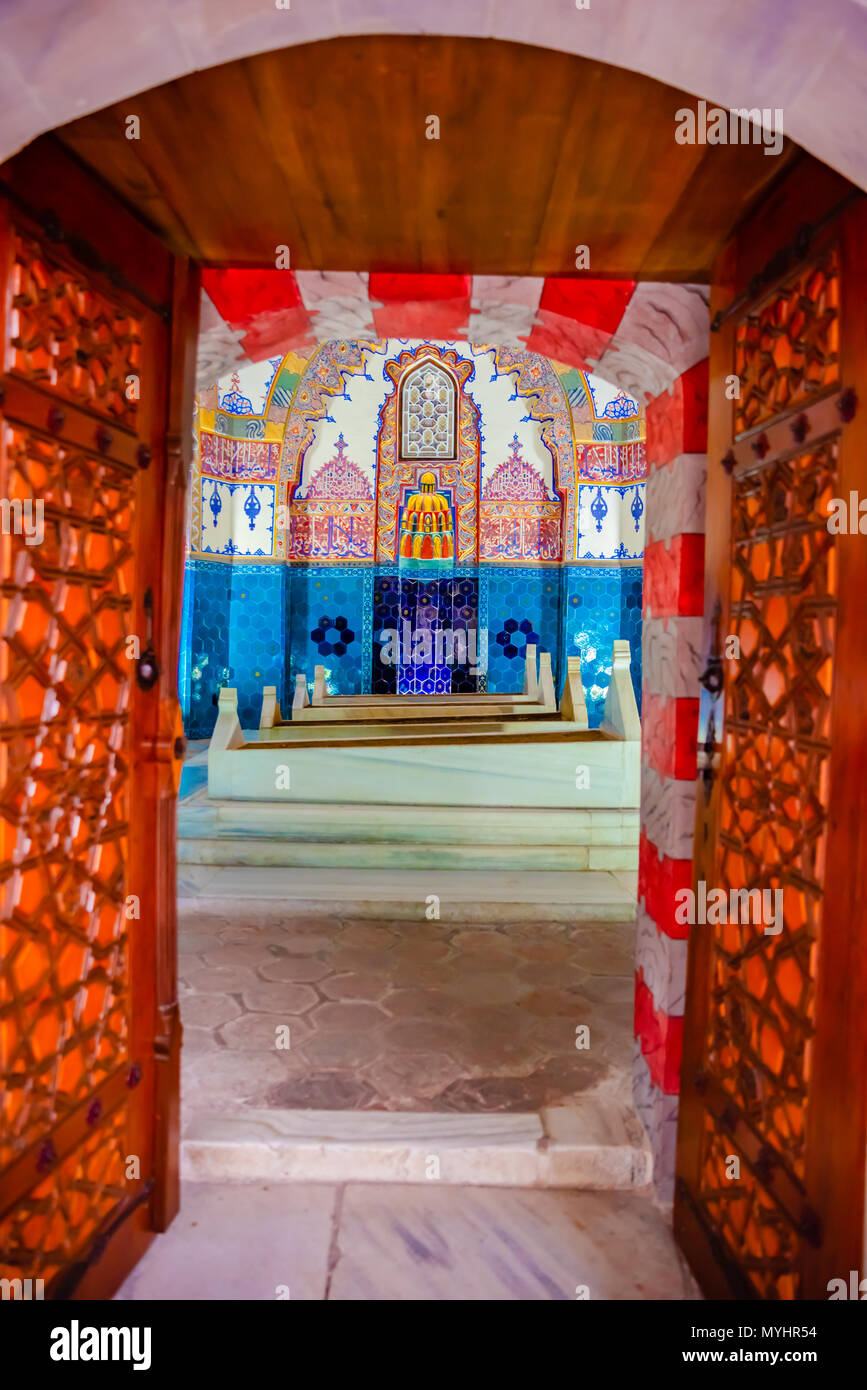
2 5 864 190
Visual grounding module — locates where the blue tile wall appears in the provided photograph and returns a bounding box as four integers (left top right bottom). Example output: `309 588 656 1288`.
484 567 562 695
620 568 643 716
180 558 643 737
561 565 643 727
178 561 196 727
288 566 371 702
182 562 288 736
228 565 287 729
186 561 231 739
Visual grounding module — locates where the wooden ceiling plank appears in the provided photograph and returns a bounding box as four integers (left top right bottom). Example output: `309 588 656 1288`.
52 35 845 280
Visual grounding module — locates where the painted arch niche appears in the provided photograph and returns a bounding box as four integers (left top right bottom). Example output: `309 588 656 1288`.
190 339 647 565
377 344 480 564
270 338 645 566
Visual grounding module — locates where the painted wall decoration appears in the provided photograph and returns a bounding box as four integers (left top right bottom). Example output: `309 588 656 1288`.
376 344 480 565
289 433 374 561
199 432 280 481
200 478 276 557
579 439 647 483
557 364 647 484
275 338 384 560
576 482 646 561
491 345 577 557
480 435 562 561
399 472 456 566
182 335 648 735
191 351 305 561
274 338 595 566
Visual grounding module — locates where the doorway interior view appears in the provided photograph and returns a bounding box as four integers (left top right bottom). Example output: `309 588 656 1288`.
1 1 866 1315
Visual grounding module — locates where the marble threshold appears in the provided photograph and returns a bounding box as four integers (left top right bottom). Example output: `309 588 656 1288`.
182 1094 652 1190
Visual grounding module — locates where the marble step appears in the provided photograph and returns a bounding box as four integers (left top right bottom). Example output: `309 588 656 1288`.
177 835 634 871
291 700 553 723
179 794 639 846
176 865 638 921
181 1099 653 1190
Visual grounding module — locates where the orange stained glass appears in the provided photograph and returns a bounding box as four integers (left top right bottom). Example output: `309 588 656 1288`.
0 1103 129 1284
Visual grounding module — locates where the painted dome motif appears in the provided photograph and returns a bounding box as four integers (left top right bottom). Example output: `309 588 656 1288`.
399 472 454 563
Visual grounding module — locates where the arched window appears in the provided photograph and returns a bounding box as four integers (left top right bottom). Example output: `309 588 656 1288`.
398 359 457 460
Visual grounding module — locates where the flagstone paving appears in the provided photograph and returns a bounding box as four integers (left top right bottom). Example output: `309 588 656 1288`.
179 903 634 1119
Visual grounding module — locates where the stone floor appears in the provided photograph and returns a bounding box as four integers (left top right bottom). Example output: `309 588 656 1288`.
179 902 634 1118
116 1180 699 1301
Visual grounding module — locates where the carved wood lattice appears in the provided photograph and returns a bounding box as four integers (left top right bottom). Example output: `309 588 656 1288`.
0 1104 130 1286
8 234 143 430
694 435 838 1299
734 250 840 438
0 403 138 1280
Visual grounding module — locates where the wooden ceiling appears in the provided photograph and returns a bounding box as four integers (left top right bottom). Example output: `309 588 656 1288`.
55 35 811 281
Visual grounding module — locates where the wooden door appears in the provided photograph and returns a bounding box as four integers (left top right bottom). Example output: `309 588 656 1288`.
0 138 199 1298
675 169 867 1299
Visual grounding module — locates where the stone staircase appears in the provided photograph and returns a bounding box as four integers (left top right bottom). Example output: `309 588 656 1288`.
177 793 639 874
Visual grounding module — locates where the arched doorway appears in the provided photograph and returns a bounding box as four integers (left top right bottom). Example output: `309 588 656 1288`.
1 26 865 1306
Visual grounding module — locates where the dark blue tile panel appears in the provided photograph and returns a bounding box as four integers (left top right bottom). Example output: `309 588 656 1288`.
288 566 370 701
372 574 399 694
483 566 562 696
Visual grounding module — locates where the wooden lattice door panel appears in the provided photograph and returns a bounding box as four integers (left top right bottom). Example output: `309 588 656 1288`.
676 189 867 1300
6 231 145 429
0 420 141 1284
685 437 838 1300
0 138 194 1298
732 250 840 435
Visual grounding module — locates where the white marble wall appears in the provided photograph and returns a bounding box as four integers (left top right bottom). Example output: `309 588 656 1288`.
632 1041 680 1207
645 454 706 545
